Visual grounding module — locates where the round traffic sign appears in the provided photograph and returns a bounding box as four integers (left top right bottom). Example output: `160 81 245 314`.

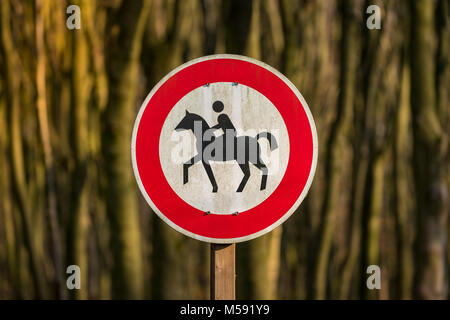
132 54 318 243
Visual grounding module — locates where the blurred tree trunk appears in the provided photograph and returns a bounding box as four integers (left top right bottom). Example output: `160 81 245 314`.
151 220 186 299
222 0 252 54
435 0 450 297
410 0 449 299
66 0 93 300
35 0 66 298
238 230 282 299
0 0 44 298
361 2 393 298
145 0 189 295
314 0 359 299
436 0 449 124
393 53 414 299
102 0 151 299
0 77 18 297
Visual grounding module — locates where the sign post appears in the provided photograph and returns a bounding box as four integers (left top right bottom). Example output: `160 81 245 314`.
210 244 235 300
132 54 318 299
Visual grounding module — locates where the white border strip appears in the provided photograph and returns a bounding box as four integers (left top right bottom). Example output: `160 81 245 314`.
131 54 318 244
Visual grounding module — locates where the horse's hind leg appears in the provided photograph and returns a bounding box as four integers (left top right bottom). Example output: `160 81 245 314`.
202 161 218 192
237 162 250 192
253 158 268 190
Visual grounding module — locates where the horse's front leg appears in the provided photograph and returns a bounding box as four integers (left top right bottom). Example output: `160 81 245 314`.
202 161 218 193
183 154 201 184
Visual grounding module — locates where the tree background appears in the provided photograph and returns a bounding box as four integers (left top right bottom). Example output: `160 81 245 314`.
0 0 449 299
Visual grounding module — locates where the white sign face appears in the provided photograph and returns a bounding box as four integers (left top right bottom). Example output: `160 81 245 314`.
159 82 290 214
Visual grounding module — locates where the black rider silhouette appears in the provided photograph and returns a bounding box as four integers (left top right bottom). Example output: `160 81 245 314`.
210 100 236 137
208 100 237 161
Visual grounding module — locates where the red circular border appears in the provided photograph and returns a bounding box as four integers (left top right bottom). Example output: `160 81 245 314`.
134 58 314 240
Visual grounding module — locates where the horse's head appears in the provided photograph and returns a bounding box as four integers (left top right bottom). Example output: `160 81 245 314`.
174 110 206 132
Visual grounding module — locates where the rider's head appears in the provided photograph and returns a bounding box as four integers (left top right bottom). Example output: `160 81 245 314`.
212 100 224 113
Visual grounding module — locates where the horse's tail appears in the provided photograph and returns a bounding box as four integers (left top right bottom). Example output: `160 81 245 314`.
255 132 278 151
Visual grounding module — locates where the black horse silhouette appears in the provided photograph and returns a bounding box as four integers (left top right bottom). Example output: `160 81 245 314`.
175 110 278 192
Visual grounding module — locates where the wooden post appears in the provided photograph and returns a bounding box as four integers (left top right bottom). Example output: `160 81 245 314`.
210 243 235 300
